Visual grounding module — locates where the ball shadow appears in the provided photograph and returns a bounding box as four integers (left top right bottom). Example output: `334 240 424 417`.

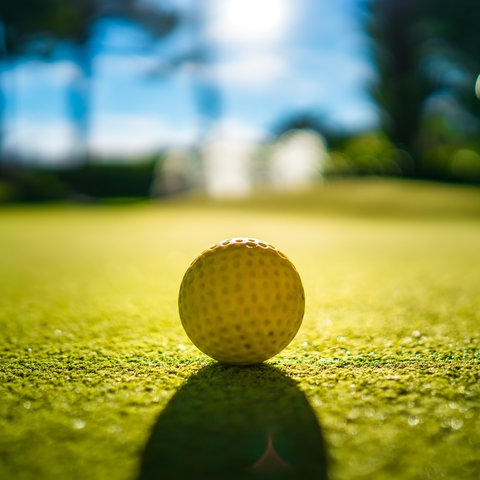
138 364 329 480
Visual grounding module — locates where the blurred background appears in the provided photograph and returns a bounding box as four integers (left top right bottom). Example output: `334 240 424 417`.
0 0 479 202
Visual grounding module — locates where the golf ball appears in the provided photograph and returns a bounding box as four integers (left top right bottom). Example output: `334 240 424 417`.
178 238 305 365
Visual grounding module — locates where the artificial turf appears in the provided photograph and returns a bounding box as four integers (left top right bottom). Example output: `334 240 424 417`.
0 179 479 480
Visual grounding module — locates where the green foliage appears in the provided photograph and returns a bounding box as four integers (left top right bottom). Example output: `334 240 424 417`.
327 132 400 176
367 0 480 180
0 180 479 479
0 159 158 202
0 0 180 50
0 166 69 202
59 160 157 199
0 0 94 51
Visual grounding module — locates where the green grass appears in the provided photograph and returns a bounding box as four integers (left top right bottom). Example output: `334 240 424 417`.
1 179 479 480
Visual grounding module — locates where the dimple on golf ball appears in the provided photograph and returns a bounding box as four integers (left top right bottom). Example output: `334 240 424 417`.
178 238 305 365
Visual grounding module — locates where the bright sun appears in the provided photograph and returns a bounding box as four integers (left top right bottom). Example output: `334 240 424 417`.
209 0 290 46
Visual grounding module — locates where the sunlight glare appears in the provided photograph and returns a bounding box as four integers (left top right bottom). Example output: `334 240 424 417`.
209 0 290 46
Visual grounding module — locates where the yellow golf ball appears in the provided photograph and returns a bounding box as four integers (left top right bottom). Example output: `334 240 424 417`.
178 238 305 365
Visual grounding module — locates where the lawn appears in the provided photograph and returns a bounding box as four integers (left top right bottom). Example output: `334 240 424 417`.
1 179 479 480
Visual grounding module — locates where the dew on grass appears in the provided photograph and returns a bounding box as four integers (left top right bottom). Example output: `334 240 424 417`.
449 418 464 430
408 416 421 426
73 419 86 430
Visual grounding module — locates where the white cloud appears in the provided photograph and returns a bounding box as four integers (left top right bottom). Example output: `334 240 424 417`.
89 113 196 158
213 53 287 89
2 119 77 165
208 117 268 142
329 103 379 130
3 60 80 89
207 0 291 46
3 114 197 164
95 54 160 77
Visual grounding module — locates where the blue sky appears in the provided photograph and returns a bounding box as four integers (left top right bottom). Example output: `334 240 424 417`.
1 0 377 164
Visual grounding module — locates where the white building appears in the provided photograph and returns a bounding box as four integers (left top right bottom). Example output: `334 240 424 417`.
268 129 326 190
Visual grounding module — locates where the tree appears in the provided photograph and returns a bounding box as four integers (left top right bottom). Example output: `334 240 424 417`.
0 0 179 165
367 0 480 180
